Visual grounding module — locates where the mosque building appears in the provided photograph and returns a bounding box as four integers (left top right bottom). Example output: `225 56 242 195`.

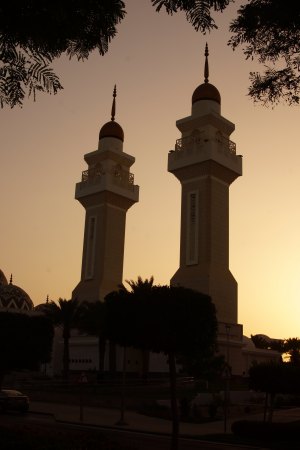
0 47 279 378
60 46 278 376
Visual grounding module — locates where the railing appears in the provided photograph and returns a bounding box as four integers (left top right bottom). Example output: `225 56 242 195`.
111 167 135 190
81 167 103 182
174 135 236 155
80 167 135 191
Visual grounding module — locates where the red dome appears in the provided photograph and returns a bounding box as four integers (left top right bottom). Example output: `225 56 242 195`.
99 120 124 142
192 82 221 105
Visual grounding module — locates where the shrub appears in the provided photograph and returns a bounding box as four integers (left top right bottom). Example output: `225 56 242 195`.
232 420 300 442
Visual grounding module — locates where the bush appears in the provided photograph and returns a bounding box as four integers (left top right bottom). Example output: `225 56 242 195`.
138 401 171 420
232 420 300 442
180 397 191 419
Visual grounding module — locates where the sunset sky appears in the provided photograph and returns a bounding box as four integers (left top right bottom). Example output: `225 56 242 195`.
1 1 299 340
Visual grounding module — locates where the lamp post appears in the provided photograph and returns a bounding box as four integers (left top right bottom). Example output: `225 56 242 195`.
224 324 231 433
116 346 128 426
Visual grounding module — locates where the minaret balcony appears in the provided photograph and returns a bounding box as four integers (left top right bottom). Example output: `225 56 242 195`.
168 134 242 176
174 135 236 155
80 167 135 191
75 166 139 203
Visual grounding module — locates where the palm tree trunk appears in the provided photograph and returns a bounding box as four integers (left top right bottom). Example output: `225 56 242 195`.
109 341 116 376
0 370 5 390
142 350 150 380
98 334 106 377
63 326 70 381
168 351 179 450
268 393 275 423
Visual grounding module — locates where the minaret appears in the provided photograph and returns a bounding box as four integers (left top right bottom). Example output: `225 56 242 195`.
72 86 139 302
168 45 242 325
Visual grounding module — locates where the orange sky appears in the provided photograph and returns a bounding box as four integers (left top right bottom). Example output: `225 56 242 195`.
1 1 299 339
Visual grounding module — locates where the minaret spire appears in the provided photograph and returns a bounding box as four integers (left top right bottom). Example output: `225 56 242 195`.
111 84 117 121
204 43 209 83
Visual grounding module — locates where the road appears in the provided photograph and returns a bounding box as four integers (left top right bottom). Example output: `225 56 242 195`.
0 411 266 450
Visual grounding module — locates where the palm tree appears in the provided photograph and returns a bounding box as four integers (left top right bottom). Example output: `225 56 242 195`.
284 338 300 365
105 285 217 450
123 276 154 379
77 301 106 378
43 298 79 380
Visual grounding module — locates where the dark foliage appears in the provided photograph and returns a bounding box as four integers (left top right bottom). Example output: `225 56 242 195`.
284 338 300 365
0 0 231 107
42 298 80 379
0 1 126 107
251 334 284 353
105 285 217 357
0 311 53 381
2 0 299 106
232 419 300 442
152 0 232 32
229 0 300 105
105 284 217 450
249 361 300 395
76 300 107 374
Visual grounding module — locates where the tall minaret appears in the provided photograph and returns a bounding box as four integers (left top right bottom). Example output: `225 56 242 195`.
168 45 242 325
72 86 139 302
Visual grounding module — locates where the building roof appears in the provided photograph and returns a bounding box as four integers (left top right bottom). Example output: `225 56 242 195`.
0 273 34 311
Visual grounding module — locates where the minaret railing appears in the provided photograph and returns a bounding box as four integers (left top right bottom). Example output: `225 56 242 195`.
174 135 236 155
80 167 135 191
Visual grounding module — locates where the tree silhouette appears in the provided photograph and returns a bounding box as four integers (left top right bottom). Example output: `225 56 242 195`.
2 1 299 106
251 334 284 353
229 0 300 105
0 1 126 107
249 361 300 422
77 301 107 377
0 1 230 107
284 338 300 365
43 298 79 380
0 311 53 388
105 285 217 450
122 276 154 379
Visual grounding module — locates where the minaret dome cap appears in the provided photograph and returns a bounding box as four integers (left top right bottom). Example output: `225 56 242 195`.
192 44 221 105
99 120 124 142
192 82 221 105
99 85 124 142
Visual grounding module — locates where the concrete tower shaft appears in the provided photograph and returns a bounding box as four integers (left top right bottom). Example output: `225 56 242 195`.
72 88 139 302
168 47 242 325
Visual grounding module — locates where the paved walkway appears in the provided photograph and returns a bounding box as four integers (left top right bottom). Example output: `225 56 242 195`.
30 401 300 437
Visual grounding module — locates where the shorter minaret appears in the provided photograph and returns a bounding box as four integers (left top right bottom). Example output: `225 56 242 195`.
168 45 242 325
72 87 139 302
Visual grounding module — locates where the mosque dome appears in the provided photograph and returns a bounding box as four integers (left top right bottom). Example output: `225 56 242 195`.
99 120 124 142
0 275 34 311
192 82 221 105
0 269 8 286
192 43 221 106
99 85 124 142
34 296 50 312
